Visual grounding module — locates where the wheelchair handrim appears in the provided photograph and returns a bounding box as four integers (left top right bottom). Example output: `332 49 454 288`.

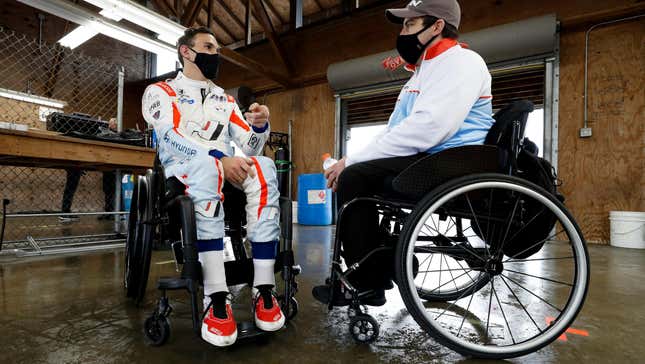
402 178 589 357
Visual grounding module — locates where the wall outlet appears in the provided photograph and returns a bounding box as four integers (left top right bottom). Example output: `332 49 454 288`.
579 127 592 138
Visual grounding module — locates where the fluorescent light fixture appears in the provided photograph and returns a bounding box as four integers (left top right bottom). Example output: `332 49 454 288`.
0 87 67 109
58 25 99 49
83 0 184 40
18 0 177 57
19 0 179 57
99 8 122 21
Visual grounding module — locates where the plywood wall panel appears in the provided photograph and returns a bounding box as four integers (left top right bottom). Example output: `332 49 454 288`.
558 20 645 244
262 83 335 198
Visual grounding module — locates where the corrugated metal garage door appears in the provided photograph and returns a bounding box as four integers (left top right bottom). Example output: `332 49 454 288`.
344 63 545 126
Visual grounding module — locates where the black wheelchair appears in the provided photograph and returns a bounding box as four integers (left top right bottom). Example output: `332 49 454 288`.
124 151 299 346
325 100 589 359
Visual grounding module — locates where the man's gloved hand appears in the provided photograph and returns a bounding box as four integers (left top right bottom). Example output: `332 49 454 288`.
221 156 256 185
243 103 270 129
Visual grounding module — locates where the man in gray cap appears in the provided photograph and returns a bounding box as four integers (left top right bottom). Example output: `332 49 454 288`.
314 0 496 306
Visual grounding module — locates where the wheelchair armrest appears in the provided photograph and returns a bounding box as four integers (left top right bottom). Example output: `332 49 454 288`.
392 145 500 199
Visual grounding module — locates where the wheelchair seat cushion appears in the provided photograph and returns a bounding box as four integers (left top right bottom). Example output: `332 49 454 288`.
392 145 500 200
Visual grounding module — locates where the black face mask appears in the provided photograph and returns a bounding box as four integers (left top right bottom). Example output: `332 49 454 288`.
396 25 439 65
189 47 220 80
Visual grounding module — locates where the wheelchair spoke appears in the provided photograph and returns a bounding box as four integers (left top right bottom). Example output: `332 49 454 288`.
501 228 566 263
505 256 574 263
485 189 493 251
501 205 550 247
420 253 435 290
445 216 456 236
417 267 483 273
455 259 478 284
434 271 487 321
427 269 475 294
422 224 487 262
499 275 543 334
491 277 515 344
485 279 494 342
497 196 521 257
438 254 443 294
457 278 477 338
442 254 460 292
501 274 562 313
465 193 490 257
505 269 573 287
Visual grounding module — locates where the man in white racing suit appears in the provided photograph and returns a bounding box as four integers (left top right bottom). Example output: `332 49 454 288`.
142 27 284 347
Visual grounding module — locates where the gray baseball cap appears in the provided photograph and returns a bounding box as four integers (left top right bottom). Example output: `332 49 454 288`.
386 0 461 29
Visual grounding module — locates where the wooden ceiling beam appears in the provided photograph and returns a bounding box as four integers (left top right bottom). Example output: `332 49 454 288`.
218 47 295 87
251 0 294 74
150 0 178 17
196 8 237 42
211 0 246 30
263 0 287 25
312 0 324 12
182 0 206 26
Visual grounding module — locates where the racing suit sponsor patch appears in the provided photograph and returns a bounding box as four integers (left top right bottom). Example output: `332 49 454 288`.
149 100 161 112
163 133 198 156
247 134 260 150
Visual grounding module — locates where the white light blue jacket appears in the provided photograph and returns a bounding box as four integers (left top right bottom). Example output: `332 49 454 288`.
346 39 495 166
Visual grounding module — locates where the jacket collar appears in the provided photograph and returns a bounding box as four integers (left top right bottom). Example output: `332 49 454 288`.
175 71 223 93
404 38 460 72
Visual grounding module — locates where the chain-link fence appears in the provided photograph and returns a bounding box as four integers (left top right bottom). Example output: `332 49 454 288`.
0 27 132 255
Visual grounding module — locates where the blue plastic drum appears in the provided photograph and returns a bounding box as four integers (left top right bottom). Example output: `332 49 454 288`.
122 174 135 212
297 173 332 225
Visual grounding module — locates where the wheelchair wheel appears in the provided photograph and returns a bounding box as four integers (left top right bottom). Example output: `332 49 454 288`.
396 174 589 359
349 314 379 344
124 181 140 298
124 175 155 305
144 314 171 346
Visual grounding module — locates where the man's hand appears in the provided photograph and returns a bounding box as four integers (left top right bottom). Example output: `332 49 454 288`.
244 103 270 128
324 157 346 192
221 156 256 185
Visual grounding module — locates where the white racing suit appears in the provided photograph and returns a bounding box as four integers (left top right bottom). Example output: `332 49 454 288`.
142 71 280 295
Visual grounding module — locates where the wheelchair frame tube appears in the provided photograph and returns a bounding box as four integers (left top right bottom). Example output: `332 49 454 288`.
328 197 415 310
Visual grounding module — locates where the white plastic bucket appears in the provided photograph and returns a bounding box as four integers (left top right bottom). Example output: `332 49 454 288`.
609 211 645 249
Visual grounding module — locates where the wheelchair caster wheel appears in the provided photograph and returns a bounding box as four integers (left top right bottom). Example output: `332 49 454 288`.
349 314 379 344
144 315 170 346
278 295 299 320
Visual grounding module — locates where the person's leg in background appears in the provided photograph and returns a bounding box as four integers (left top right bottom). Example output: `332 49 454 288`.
60 168 83 222
99 171 116 220
238 156 285 331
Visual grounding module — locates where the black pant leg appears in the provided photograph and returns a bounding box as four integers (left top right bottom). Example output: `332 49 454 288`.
62 169 82 213
336 153 426 289
102 171 116 212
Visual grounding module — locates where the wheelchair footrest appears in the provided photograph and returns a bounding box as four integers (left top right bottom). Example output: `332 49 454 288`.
235 321 268 341
157 277 191 291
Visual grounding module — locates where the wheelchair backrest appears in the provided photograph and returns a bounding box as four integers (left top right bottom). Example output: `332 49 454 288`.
485 100 534 172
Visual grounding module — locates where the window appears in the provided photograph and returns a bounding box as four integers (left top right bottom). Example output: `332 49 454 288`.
155 53 178 77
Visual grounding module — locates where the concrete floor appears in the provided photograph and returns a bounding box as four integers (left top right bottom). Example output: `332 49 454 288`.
1 224 644 363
